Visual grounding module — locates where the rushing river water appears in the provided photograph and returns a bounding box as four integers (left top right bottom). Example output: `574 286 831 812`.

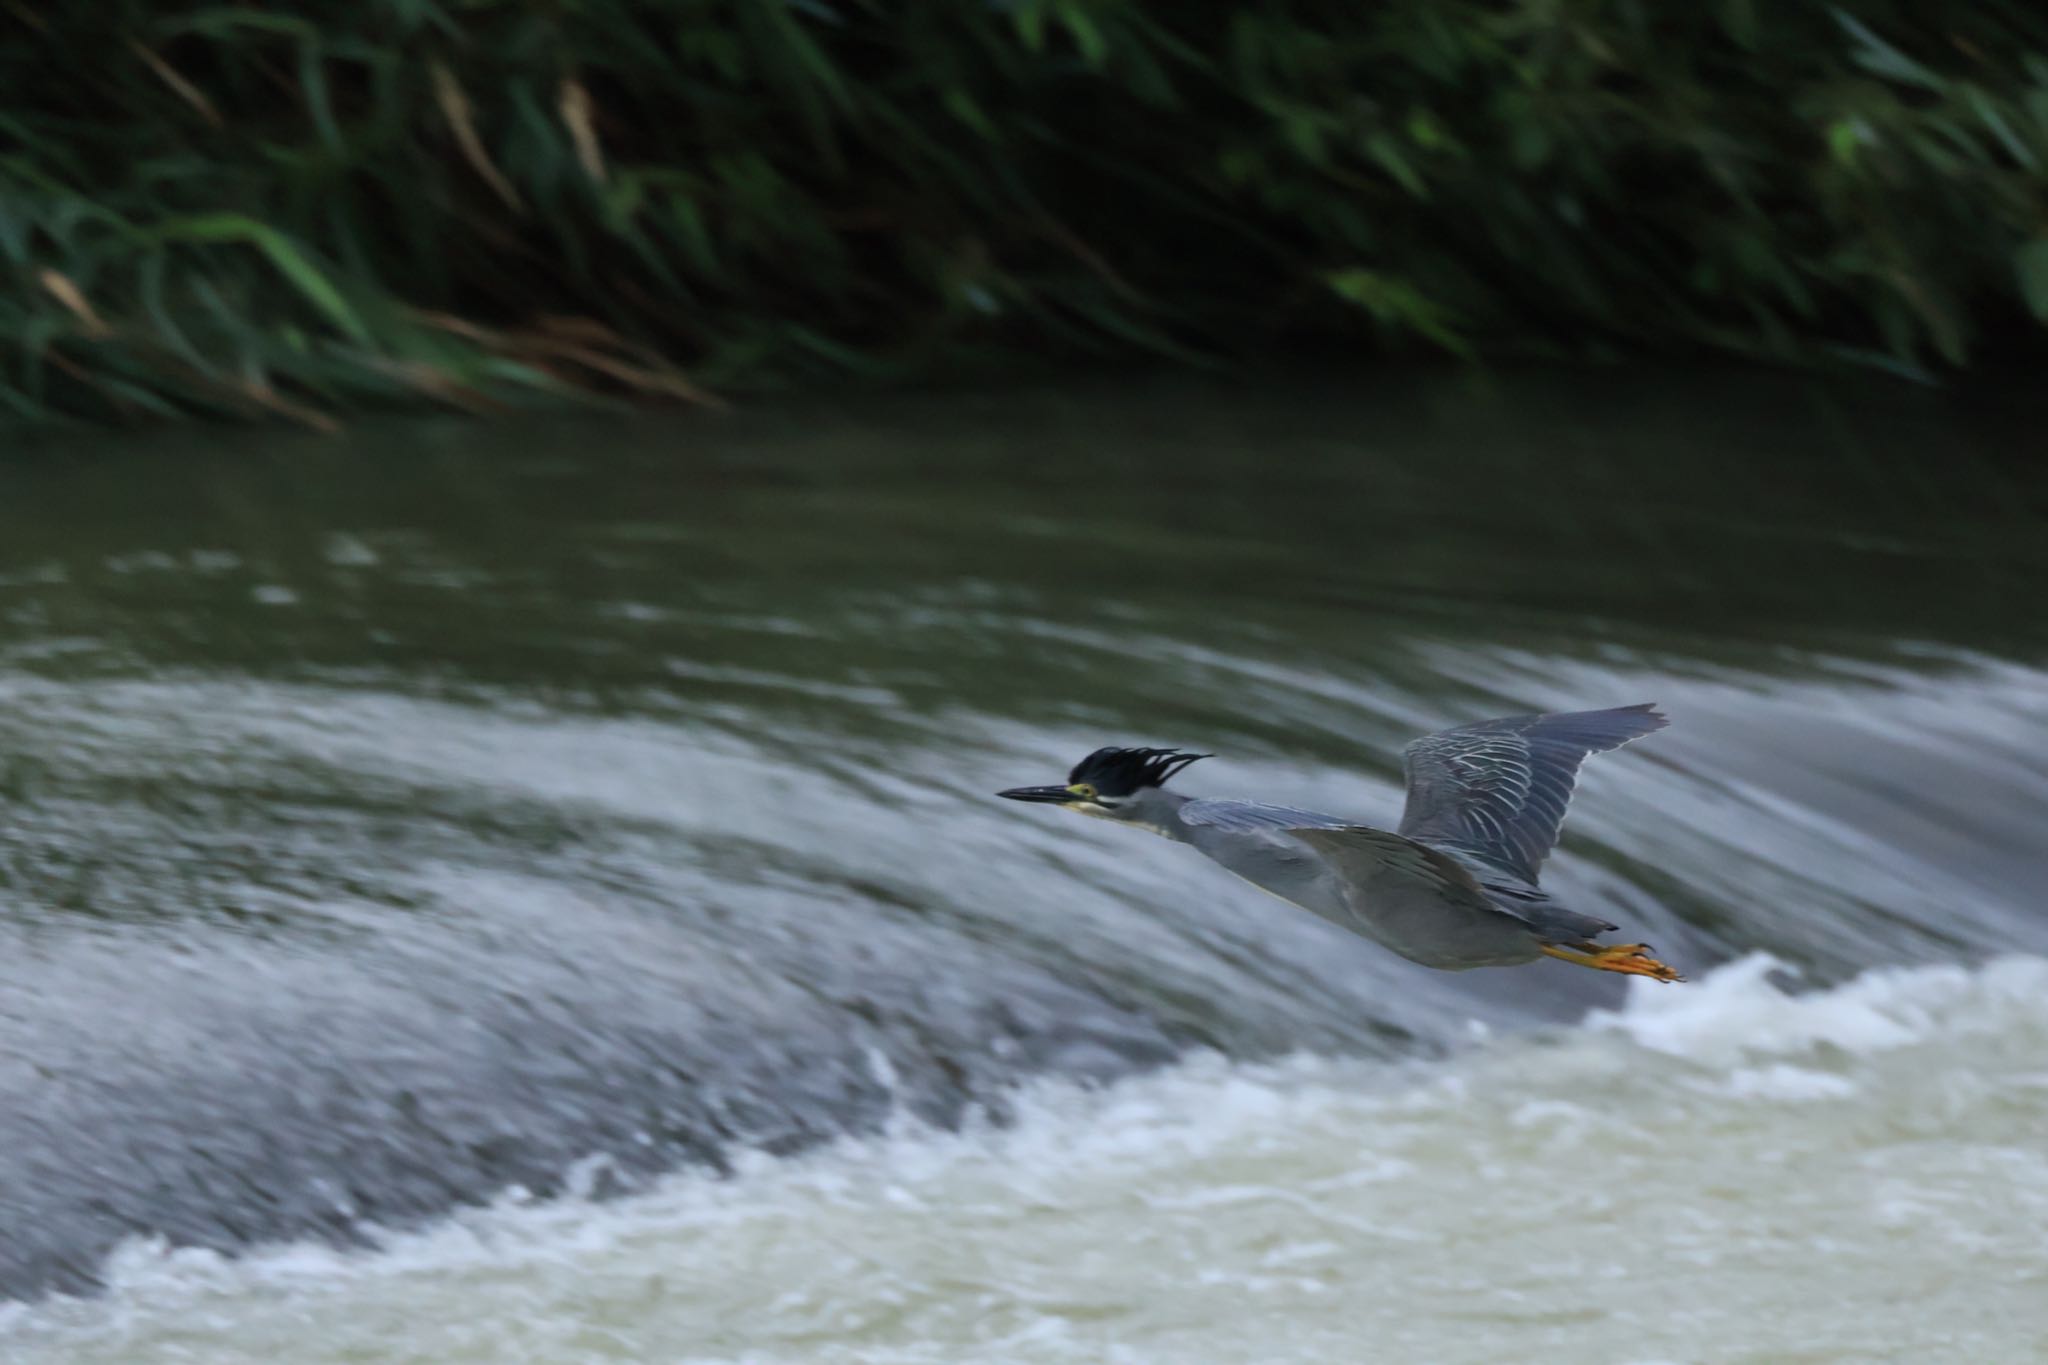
2 371 2047 1363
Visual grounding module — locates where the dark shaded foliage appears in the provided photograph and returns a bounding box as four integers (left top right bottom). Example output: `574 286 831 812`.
6 1 2048 424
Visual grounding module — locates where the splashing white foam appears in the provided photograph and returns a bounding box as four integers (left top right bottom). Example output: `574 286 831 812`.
1589 950 2048 1062
5 953 2048 1365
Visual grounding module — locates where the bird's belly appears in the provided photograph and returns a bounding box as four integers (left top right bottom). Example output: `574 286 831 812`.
1222 865 1350 927
1216 863 1437 958
1219 863 1539 970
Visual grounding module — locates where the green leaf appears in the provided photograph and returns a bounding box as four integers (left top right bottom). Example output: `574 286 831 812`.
1280 109 1326 163
1405 109 1447 151
1324 268 1472 357
1366 132 1429 198
1014 3 1047 51
1058 3 1108 68
1964 88 2035 170
760 2 850 111
298 38 343 154
1826 118 1862 168
943 88 996 140
160 9 317 40
149 214 372 344
1833 10 1945 92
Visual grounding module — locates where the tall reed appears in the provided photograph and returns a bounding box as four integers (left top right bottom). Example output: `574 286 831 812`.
7 2 2047 424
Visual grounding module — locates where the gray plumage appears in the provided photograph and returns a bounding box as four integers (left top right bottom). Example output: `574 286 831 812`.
998 704 1676 977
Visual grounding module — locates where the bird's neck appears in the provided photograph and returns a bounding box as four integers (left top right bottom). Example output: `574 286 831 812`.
1111 787 1194 841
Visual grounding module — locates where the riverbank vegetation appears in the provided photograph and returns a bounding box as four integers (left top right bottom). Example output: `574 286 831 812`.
8 1 2048 425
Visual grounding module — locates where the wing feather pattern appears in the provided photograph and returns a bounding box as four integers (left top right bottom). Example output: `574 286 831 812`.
1396 703 1666 884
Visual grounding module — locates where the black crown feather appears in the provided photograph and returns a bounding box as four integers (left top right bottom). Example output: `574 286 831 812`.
1068 746 1210 796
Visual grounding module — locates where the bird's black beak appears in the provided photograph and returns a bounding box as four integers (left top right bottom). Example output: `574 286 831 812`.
997 785 1073 804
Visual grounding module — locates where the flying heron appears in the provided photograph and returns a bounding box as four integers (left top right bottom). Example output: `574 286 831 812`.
997 704 1681 982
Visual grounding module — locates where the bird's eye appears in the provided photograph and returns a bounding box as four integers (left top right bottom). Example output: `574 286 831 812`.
1068 783 1098 800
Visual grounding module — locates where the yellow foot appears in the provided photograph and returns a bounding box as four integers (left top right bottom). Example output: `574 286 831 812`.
1540 941 1685 983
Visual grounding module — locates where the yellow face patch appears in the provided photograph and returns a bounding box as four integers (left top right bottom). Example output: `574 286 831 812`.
1066 782 1099 801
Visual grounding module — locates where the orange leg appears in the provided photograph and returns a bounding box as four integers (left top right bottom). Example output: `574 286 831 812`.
1540 941 1685 983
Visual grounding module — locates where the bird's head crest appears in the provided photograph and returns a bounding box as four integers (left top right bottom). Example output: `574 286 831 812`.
1066 747 1209 799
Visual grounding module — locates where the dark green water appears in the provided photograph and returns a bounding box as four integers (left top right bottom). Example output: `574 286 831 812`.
3 369 2047 1303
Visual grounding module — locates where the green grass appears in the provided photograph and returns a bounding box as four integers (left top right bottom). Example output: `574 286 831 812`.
7 1 2048 425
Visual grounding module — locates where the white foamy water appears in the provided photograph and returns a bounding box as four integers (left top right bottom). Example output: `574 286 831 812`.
7 955 2048 1365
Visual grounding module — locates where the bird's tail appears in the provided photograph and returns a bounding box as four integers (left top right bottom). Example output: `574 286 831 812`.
1528 904 1619 944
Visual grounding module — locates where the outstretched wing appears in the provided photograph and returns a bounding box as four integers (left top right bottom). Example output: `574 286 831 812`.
1396 704 1666 884
1178 801 1535 956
